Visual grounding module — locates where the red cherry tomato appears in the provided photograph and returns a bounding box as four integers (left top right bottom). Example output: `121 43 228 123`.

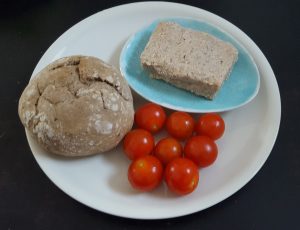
128 155 163 191
153 137 182 165
184 136 218 168
166 111 195 140
195 113 225 140
123 129 155 160
165 158 199 195
134 103 167 133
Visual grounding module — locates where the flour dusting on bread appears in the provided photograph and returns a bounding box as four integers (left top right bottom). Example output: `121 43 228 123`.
18 56 134 157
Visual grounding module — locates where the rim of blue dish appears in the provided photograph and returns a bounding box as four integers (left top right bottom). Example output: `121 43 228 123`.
120 17 260 113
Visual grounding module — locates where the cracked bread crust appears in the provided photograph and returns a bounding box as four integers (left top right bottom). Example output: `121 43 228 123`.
140 22 238 99
18 56 134 157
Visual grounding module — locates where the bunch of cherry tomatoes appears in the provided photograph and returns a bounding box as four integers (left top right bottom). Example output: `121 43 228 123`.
123 103 225 195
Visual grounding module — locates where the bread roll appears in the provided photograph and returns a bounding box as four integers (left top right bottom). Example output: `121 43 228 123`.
18 55 134 157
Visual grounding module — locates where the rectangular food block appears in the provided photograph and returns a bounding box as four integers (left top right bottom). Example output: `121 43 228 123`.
140 22 238 99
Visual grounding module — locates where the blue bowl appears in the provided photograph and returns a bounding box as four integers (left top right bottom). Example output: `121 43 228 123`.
120 18 260 113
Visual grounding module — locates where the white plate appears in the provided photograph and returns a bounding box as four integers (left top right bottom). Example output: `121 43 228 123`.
26 2 281 219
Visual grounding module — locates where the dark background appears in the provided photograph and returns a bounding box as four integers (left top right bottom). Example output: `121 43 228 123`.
1 0 299 229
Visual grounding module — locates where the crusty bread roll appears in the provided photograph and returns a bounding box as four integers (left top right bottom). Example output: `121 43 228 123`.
18 55 134 157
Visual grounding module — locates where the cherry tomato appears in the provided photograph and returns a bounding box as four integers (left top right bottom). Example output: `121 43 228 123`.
166 111 195 140
195 113 225 140
128 155 163 191
184 136 218 168
153 137 182 165
134 103 166 133
123 129 155 160
165 158 199 195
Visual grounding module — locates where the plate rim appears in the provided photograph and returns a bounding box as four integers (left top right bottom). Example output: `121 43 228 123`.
119 16 261 113
26 1 281 219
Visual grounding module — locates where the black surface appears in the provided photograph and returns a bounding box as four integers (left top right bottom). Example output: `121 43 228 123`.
1 0 299 229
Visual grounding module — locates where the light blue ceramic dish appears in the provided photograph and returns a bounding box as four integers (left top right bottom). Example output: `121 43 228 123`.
120 18 260 113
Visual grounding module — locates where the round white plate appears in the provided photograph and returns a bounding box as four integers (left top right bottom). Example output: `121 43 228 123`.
26 2 281 219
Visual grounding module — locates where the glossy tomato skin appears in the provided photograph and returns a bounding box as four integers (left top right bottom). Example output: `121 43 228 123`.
153 137 182 165
165 158 199 195
166 111 195 140
123 129 155 160
195 113 225 140
134 103 166 133
128 155 163 191
184 135 218 168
